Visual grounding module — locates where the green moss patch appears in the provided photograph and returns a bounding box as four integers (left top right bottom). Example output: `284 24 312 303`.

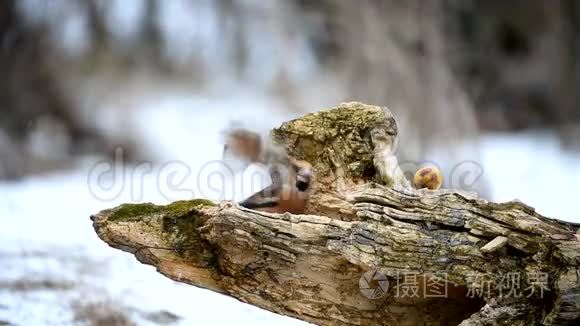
109 199 215 222
109 203 162 221
108 199 217 267
164 199 215 218
161 201 216 267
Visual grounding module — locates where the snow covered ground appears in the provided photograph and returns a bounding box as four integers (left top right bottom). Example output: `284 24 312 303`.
1 95 578 325
480 132 580 222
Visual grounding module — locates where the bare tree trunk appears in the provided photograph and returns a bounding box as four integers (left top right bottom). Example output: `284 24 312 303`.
92 102 580 325
555 0 580 148
0 0 105 178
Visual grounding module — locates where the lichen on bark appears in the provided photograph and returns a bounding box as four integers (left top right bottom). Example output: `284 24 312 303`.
271 102 402 184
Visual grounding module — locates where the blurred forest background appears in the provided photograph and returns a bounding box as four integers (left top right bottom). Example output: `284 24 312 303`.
1 0 579 180
1 1 579 325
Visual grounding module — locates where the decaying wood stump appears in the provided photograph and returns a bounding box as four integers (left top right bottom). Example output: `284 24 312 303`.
91 102 580 325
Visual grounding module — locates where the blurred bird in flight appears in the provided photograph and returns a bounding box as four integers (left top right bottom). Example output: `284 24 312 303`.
223 127 313 214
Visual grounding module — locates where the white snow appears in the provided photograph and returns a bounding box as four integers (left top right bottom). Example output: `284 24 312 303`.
480 131 580 222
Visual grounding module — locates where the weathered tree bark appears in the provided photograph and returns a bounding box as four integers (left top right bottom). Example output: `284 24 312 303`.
91 102 580 325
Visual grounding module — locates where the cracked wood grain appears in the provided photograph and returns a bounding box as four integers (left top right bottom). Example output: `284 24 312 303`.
92 102 580 326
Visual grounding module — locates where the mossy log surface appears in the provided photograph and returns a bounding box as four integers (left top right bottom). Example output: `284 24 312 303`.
92 102 580 326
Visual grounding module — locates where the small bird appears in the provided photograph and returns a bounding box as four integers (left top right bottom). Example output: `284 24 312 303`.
239 159 313 214
223 128 262 164
222 127 313 214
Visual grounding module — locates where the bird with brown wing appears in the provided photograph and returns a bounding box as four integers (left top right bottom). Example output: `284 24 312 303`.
223 127 313 214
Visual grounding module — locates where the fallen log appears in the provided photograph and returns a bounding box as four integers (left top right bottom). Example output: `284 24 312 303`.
91 102 580 325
